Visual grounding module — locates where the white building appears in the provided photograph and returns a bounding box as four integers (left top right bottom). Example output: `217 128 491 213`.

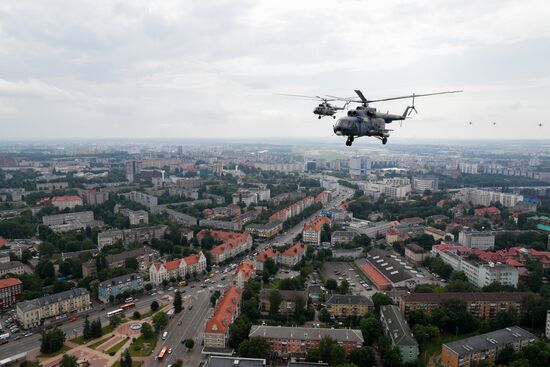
381 184 411 199
349 156 371 177
458 230 495 250
459 162 478 174
412 177 439 193
321 179 339 192
149 252 207 285
455 188 523 208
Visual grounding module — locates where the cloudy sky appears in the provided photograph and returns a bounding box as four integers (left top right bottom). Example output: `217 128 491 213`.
1 0 550 141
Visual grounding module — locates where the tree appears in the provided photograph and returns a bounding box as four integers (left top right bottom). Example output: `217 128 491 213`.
319 308 331 323
36 259 55 280
110 315 122 328
210 290 221 307
330 344 346 366
238 336 270 359
184 338 195 351
372 292 393 312
40 328 66 354
124 257 138 271
60 355 78 367
264 257 278 276
133 311 141 320
120 349 132 367
141 322 154 339
83 315 92 339
338 279 349 294
152 311 168 332
319 336 335 364
325 278 338 291
59 259 73 277
306 347 321 363
150 300 159 312
174 290 183 313
228 316 252 349
382 346 403 367
268 290 282 316
349 347 375 367
91 319 102 338
359 314 383 344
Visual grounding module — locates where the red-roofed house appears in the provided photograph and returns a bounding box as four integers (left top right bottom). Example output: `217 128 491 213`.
474 207 501 217
200 230 253 264
0 237 7 247
234 261 255 289
149 251 206 285
302 216 331 246
424 226 448 241
278 243 307 268
51 195 83 210
204 286 242 349
0 278 22 309
255 247 278 272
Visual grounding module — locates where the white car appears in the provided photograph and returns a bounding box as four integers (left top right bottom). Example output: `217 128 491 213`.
168 348 173 354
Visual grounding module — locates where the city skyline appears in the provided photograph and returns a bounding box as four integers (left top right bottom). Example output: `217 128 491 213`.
0 1 550 141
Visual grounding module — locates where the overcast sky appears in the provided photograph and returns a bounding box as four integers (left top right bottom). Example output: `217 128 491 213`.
1 0 550 142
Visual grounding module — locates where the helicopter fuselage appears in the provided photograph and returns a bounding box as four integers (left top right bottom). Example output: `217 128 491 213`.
313 103 336 117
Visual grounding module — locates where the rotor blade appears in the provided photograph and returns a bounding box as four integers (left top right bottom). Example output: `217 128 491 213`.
366 90 463 103
354 90 368 104
274 93 323 100
325 95 358 101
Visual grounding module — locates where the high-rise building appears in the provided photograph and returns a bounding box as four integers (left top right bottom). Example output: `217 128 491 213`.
349 156 371 177
125 160 142 182
412 177 439 193
306 161 317 171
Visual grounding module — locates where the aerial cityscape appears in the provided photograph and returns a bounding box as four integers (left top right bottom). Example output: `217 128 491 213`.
1 1 550 367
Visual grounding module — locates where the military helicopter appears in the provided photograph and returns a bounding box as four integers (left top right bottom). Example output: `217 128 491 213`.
276 93 349 119
331 89 462 146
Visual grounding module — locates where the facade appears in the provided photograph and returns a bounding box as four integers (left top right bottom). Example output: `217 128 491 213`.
249 325 364 358
119 209 149 226
400 292 532 319
106 247 158 272
80 189 109 205
0 261 24 277
245 220 283 239
325 294 373 319
98 273 144 303
204 286 242 349
97 225 167 249
42 211 97 232
349 156 371 177
459 230 495 250
458 162 478 174
254 247 278 272
404 243 428 266
16 288 91 329
380 305 419 363
259 289 307 315
51 195 83 210
125 191 158 209
36 182 69 191
455 188 523 208
149 251 207 285
424 226 448 241
277 243 307 268
432 245 519 288
269 196 315 223
302 216 331 246
441 326 536 367
0 278 22 309
331 231 356 246
412 177 439 193
199 230 253 264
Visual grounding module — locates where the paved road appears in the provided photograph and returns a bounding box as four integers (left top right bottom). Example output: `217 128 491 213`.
0 293 161 360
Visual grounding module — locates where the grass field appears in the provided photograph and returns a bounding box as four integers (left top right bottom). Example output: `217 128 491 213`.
128 335 157 357
38 344 71 358
105 337 130 355
89 334 115 349
420 332 477 364
111 361 142 367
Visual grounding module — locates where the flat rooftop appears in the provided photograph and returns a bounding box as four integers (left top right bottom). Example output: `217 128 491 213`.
364 248 415 284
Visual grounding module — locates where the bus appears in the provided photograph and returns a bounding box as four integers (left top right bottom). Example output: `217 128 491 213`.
157 346 168 360
0 333 9 345
106 309 123 318
120 302 135 310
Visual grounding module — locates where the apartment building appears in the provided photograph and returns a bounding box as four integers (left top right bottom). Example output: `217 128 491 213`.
277 243 307 268
380 305 419 363
16 288 91 329
119 209 149 226
0 261 25 277
80 189 109 205
259 289 307 315
97 225 167 249
399 292 532 319
441 327 535 367
245 220 283 239
248 325 364 358
326 294 373 319
106 247 158 271
254 247 278 272
404 243 428 266
98 273 144 303
458 230 495 250
36 182 69 191
424 226 448 241
302 216 331 246
42 211 97 232
331 231 356 246
0 278 22 309
455 188 523 208
51 195 83 210
149 251 207 285
204 286 242 349
412 177 439 193
125 191 158 209
198 230 253 264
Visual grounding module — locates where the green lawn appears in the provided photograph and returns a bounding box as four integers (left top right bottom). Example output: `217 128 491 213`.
128 335 157 357
105 337 130 356
38 344 71 358
265 278 281 289
420 332 477 364
111 361 142 367
89 335 115 349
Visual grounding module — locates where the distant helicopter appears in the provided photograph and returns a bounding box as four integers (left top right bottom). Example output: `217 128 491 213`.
276 93 349 119
330 89 462 145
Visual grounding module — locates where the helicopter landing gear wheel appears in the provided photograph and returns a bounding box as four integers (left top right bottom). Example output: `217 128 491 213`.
333 116 336 119
318 116 322 119
346 136 354 146
382 137 387 145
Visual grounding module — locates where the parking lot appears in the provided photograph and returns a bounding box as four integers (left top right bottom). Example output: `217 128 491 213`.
321 261 377 297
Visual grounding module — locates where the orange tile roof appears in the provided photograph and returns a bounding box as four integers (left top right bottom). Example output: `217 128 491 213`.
281 242 306 257
205 286 242 334
303 216 331 232
0 278 22 288
361 262 390 289
256 247 277 262
184 252 203 265
235 261 255 282
210 232 250 255
164 259 182 271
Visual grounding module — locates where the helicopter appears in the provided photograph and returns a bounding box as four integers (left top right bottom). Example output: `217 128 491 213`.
276 93 349 119
330 89 462 146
